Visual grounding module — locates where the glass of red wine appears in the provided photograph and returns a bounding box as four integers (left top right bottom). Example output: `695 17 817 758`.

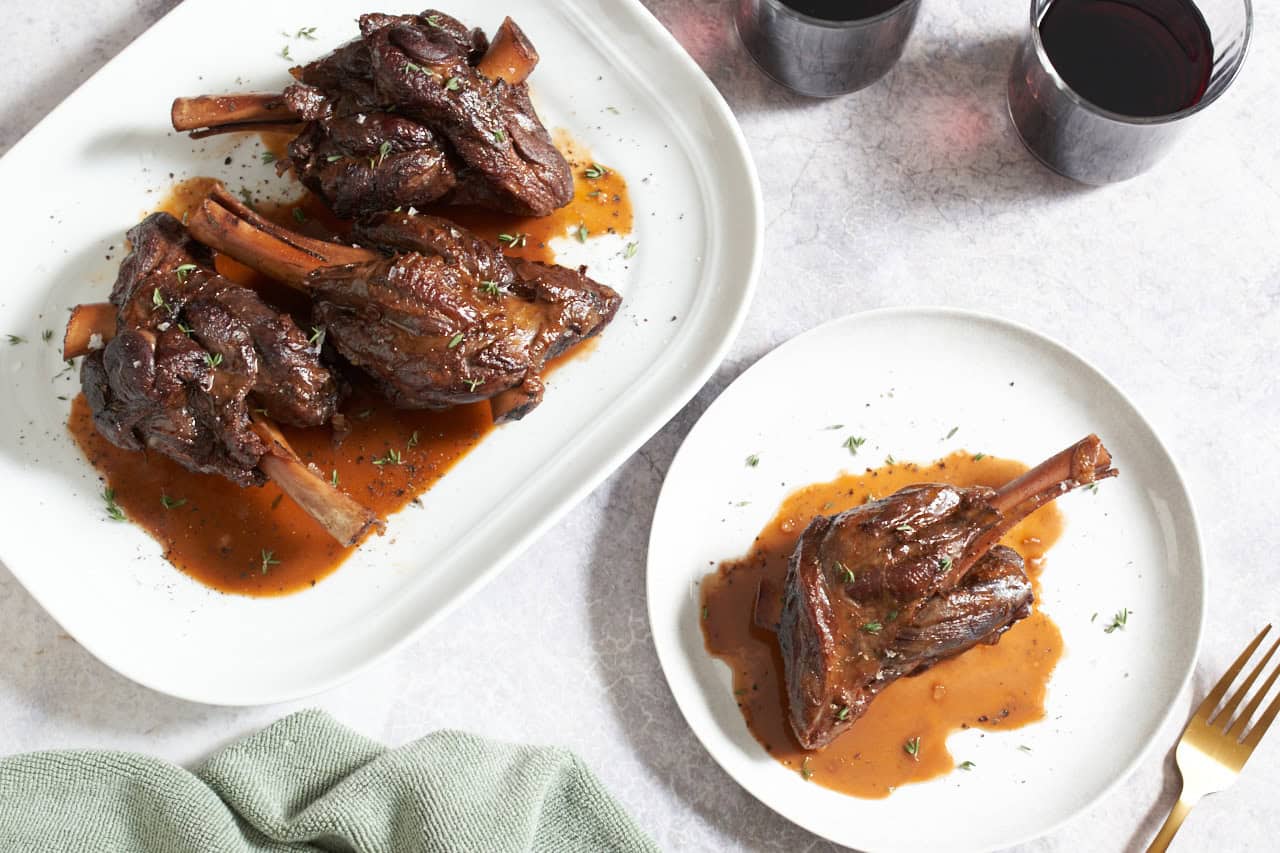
1008 0 1252 184
736 0 924 97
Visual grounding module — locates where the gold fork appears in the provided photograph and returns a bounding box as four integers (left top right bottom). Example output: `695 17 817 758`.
1148 624 1280 851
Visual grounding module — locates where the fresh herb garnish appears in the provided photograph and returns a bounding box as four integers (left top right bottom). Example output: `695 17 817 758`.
447 332 464 349
177 322 193 336
1104 608 1129 634
331 469 340 488
497 232 527 248
424 14 442 27
407 430 420 450
826 424 845 430
584 163 608 179
444 76 461 91
1087 483 1100 494
800 757 814 780
102 488 125 521
309 326 326 348
834 562 854 583
373 448 402 467
938 555 954 573
885 454 897 465
377 140 392 166
261 151 276 164
295 26 317 39
746 454 760 467
904 737 921 760
843 435 866 455
886 609 899 622
466 378 482 392
958 760 976 771
174 263 197 283
260 549 281 574
624 242 639 259
204 352 223 369
325 154 343 163
160 495 186 510
480 280 501 296
574 223 588 243
835 705 851 721
972 453 987 462
41 329 53 343
1018 744 1032 753
492 128 507 143
862 621 883 634
279 44 292 61
945 426 959 439
238 187 254 207
702 606 709 620
152 288 174 314
6 334 26 345
292 207 307 223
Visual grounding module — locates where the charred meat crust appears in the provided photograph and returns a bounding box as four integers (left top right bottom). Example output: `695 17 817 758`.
82 213 337 486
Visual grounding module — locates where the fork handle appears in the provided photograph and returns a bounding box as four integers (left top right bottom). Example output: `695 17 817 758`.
1147 795 1199 853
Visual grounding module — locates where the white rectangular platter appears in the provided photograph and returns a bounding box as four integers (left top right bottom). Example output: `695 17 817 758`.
0 0 761 704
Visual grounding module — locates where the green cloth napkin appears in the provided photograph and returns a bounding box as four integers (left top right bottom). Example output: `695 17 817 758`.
0 709 658 853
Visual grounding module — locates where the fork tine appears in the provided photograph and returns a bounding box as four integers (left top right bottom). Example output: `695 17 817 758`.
1232 653 1280 739
1197 625 1271 721
1243 681 1280 749
1214 636 1280 728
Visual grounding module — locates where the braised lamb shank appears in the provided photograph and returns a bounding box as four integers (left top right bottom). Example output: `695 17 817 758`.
171 11 572 218
65 213 380 545
777 436 1116 749
185 183 620 422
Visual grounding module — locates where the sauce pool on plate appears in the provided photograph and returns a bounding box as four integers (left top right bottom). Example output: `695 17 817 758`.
700 452 1064 798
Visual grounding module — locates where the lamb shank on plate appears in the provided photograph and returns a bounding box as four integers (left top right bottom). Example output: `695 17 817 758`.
64 213 380 545
185 182 620 422
774 435 1117 749
171 10 572 218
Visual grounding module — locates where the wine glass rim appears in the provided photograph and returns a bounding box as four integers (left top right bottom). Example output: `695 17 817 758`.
755 0 921 29
1027 0 1254 126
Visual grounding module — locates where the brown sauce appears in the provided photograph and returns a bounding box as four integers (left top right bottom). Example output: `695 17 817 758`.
423 129 633 265
700 453 1065 798
72 130 630 596
69 393 490 596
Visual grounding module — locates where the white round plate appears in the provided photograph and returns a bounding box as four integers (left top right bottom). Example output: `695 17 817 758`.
646 307 1204 852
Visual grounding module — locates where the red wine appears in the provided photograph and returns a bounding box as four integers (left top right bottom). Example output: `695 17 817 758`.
781 0 905 20
1039 0 1213 117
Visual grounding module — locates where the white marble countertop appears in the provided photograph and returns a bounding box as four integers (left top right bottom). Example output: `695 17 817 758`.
2 1 1277 850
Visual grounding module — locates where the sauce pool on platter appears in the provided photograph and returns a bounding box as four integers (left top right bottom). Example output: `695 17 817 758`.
67 130 633 597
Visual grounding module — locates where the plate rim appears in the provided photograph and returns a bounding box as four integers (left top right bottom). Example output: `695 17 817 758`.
0 0 764 705
645 305 1206 851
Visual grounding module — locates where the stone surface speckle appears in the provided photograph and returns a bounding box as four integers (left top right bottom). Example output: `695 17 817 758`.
2 1 1278 850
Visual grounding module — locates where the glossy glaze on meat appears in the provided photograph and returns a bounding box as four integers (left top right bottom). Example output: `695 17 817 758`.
186 184 622 423
777 436 1116 749
81 213 337 486
311 211 619 416
283 10 572 218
